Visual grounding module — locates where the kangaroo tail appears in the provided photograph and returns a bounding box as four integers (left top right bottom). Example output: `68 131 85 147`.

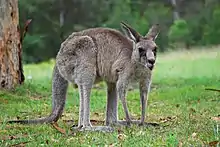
7 65 68 124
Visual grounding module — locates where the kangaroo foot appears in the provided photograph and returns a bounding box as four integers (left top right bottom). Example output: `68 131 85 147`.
108 120 132 127
137 120 160 127
71 125 114 132
110 120 159 127
79 126 114 132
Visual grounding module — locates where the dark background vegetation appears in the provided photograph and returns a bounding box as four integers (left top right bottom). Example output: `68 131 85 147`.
19 0 220 63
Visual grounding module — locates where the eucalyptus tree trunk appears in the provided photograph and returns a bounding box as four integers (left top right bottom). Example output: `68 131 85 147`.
170 0 180 20
0 0 24 89
59 0 65 41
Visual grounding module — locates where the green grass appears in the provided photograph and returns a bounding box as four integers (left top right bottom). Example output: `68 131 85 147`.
0 47 220 146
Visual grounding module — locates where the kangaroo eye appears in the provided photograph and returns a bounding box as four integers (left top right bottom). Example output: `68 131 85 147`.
153 46 157 51
138 47 146 57
138 47 145 53
153 50 157 57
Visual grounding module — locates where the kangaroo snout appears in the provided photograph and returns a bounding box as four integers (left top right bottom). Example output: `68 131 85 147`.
146 58 155 70
147 59 155 65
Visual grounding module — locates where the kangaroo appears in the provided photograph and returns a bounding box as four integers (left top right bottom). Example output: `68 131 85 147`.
7 22 159 132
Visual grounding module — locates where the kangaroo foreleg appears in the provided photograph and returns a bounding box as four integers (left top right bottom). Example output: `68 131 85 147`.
116 79 131 125
139 76 152 125
114 77 153 127
106 83 132 127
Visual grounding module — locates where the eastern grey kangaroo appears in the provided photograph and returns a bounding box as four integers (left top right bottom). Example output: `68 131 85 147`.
8 22 159 132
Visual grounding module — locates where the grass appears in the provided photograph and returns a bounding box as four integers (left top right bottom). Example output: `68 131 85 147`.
0 47 220 146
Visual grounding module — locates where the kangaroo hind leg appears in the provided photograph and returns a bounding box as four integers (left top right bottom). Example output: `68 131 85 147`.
57 35 113 132
105 83 118 126
72 83 114 132
105 82 133 127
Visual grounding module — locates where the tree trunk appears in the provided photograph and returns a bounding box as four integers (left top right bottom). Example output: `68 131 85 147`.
170 0 180 21
0 0 24 89
59 0 65 42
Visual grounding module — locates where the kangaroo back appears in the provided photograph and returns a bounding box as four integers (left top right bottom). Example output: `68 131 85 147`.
56 28 133 83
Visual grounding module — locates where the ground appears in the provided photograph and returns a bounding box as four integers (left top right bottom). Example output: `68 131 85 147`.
0 47 220 146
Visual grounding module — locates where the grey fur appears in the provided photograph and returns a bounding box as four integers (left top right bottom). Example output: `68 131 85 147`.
7 22 159 131
56 21 160 128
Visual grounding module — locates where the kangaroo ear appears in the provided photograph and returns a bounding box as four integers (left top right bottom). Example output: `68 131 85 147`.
120 22 141 42
145 24 160 41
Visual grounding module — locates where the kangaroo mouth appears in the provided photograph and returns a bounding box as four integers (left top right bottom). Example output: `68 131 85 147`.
146 63 154 70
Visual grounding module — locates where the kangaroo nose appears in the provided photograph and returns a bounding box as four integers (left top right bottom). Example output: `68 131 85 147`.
148 59 155 64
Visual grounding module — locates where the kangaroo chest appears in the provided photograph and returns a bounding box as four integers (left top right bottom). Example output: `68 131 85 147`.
130 65 151 82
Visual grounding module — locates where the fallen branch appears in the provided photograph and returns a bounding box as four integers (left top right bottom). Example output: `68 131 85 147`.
211 117 220 122
205 88 220 92
51 122 66 135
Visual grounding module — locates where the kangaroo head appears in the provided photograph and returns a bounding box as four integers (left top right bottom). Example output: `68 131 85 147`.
120 22 160 70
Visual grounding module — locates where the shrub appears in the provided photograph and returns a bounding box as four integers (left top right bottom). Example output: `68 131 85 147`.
168 19 190 48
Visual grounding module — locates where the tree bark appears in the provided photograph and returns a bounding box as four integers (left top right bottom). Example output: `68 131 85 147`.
170 0 180 21
0 0 23 89
59 0 65 42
